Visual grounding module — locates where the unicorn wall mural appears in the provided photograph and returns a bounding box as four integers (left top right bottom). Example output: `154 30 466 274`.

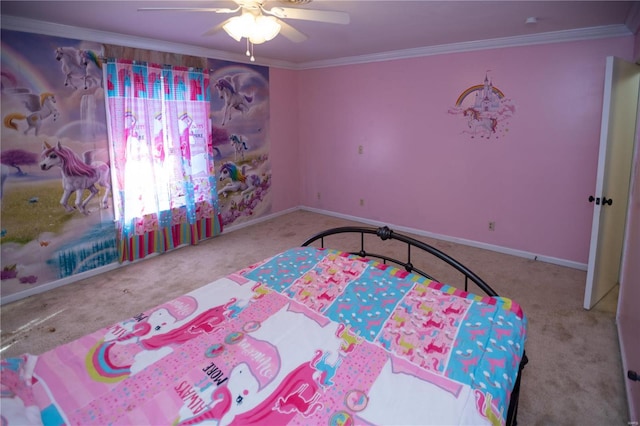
208 59 272 227
1 29 115 301
1 31 273 302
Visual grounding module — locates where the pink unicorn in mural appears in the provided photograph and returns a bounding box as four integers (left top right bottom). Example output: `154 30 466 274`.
39 141 111 215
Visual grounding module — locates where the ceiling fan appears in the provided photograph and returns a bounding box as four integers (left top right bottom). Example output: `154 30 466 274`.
138 0 350 61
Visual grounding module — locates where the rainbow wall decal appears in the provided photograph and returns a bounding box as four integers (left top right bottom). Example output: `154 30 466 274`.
455 84 505 107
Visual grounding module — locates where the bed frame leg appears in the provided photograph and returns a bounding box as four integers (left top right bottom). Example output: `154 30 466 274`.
506 352 528 426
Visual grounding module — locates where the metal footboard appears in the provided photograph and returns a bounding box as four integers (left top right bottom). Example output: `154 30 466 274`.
302 225 527 426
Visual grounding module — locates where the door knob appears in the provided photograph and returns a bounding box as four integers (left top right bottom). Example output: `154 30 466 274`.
588 196 600 205
602 197 613 206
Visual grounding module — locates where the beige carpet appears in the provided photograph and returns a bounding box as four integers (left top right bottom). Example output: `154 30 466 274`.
0 210 627 425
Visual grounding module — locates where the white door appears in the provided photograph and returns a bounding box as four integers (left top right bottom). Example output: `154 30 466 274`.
584 56 640 310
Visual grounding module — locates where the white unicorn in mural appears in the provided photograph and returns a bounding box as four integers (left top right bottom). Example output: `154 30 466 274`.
3 92 59 136
218 162 261 198
229 134 249 162
78 49 104 89
215 76 253 126
463 107 497 139
55 46 101 90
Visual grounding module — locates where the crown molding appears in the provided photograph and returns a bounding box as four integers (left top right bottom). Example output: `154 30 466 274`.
296 24 632 70
0 15 294 69
1 15 632 71
626 1 640 35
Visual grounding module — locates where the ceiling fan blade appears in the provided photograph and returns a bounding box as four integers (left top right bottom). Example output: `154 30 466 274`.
262 6 349 24
277 20 308 43
202 21 228 37
137 7 240 13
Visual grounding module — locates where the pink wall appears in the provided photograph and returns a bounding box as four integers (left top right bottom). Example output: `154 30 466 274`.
296 36 634 264
268 68 301 212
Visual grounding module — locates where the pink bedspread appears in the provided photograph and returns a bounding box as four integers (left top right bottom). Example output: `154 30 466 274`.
1 247 527 425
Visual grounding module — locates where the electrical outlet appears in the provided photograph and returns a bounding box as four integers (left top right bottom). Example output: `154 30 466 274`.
360 199 364 206
358 145 363 154
488 221 495 231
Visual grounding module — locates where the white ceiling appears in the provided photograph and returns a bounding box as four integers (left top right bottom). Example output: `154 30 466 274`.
1 1 638 68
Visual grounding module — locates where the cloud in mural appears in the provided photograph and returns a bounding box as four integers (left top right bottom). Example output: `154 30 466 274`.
55 119 108 143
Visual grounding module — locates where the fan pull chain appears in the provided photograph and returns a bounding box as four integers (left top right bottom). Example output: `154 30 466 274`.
245 39 256 62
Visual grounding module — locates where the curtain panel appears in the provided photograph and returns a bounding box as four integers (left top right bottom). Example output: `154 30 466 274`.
104 59 222 262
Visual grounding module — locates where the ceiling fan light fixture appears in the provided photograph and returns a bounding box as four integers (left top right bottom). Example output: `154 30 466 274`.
251 15 281 43
222 12 255 41
222 13 254 41
223 12 281 48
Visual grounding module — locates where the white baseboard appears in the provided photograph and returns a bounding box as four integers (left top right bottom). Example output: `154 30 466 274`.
616 315 639 422
223 206 299 234
1 262 123 306
1 209 299 306
1 205 585 305
300 206 588 271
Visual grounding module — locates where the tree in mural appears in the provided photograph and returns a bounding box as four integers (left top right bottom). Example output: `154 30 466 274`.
210 126 229 160
1 149 39 175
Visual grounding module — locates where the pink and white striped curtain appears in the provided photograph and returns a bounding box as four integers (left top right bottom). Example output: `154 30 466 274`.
104 59 222 262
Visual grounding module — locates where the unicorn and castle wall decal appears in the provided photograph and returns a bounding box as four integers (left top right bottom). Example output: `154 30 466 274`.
448 72 516 140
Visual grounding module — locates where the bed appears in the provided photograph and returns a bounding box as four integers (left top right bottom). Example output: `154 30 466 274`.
1 225 528 426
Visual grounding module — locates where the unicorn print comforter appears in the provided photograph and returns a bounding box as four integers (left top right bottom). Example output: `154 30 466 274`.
1 247 527 425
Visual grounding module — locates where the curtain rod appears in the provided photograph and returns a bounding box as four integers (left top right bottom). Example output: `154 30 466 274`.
98 56 216 73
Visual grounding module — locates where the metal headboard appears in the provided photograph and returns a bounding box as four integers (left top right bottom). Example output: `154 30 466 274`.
302 225 498 297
